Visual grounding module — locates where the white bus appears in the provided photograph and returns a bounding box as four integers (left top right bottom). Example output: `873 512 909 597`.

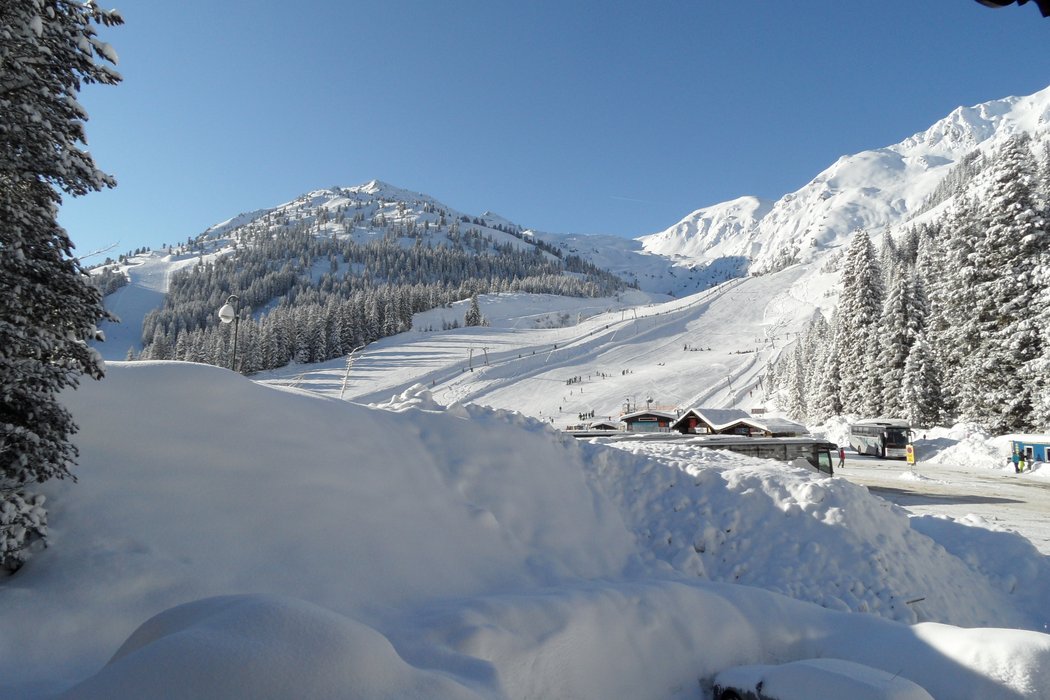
848 419 913 459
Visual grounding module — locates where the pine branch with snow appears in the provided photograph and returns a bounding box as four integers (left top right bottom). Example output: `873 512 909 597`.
0 0 122 573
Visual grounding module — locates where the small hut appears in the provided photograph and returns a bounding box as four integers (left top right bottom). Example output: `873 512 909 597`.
621 409 677 433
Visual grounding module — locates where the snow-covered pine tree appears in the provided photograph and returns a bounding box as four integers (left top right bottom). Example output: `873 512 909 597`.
835 230 883 415
876 262 921 418
801 313 831 422
808 309 843 422
1026 145 1050 428
898 226 921 268
900 333 942 429
929 199 981 421
762 358 779 402
958 135 1046 433
878 231 899 289
782 341 807 421
1 0 122 572
1026 276 1050 428
464 292 483 327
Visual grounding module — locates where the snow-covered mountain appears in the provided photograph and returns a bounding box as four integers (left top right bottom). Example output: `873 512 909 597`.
639 84 1050 272
189 85 1050 307
168 178 729 299
96 84 1050 399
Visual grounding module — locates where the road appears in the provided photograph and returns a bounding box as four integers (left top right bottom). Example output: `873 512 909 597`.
835 453 1050 555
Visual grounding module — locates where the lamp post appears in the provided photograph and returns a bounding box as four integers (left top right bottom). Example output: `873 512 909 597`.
218 294 240 371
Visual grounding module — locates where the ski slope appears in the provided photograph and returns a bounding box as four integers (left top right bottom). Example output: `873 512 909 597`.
258 265 819 423
94 248 232 361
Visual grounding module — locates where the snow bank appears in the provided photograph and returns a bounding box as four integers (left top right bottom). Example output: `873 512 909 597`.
8 362 633 693
1 362 1047 698
62 585 1050 700
583 437 1038 629
922 424 1009 470
909 513 1050 626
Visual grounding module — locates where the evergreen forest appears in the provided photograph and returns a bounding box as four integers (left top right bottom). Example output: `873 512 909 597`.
768 134 1050 434
132 191 627 373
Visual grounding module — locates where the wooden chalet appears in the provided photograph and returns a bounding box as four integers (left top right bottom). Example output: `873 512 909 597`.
671 408 805 437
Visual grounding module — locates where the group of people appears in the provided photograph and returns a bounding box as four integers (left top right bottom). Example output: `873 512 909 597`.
1011 451 1030 473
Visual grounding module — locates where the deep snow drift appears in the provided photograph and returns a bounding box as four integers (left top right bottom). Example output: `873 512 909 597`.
2 362 1049 699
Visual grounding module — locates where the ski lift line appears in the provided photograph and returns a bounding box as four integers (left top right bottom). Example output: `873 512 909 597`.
678 350 765 410
338 345 368 400
341 275 759 406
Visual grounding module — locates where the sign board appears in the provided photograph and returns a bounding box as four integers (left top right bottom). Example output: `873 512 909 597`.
905 444 915 465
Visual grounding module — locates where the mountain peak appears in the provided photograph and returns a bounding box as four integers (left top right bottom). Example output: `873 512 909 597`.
640 82 1050 272
358 179 396 195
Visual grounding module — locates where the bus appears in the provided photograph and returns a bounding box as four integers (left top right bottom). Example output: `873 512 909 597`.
571 431 838 476
848 419 912 459
694 436 838 475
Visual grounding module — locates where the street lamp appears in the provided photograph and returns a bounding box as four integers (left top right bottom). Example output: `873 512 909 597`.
218 294 240 371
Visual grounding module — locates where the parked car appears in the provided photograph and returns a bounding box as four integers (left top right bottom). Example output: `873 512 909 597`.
712 658 933 700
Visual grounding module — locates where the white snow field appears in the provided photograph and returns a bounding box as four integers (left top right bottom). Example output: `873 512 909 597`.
2 361 1049 699
257 263 830 424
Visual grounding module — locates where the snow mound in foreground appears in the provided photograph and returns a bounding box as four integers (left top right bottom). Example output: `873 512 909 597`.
1 361 1045 698
62 595 481 700
63 584 1050 700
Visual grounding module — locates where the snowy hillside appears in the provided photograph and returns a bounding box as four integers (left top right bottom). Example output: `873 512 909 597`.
640 84 1050 273
92 85 1050 378
5 362 1049 698
256 267 824 422
190 179 718 298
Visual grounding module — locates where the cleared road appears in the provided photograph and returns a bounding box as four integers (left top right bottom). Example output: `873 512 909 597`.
836 453 1050 555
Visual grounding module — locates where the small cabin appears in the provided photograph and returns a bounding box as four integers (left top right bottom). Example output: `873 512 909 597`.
621 410 677 433
671 408 806 438
1010 435 1050 463
587 419 623 432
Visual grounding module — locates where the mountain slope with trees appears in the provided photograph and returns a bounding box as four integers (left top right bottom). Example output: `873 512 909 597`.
94 85 1050 437
769 134 1049 434
124 182 631 372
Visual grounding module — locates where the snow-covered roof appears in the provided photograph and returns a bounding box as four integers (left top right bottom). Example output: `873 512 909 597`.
672 408 806 435
621 409 678 421
672 407 750 430
693 408 750 428
746 416 807 435
1009 434 1050 444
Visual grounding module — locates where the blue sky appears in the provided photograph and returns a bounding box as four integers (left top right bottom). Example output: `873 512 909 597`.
60 0 1050 260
